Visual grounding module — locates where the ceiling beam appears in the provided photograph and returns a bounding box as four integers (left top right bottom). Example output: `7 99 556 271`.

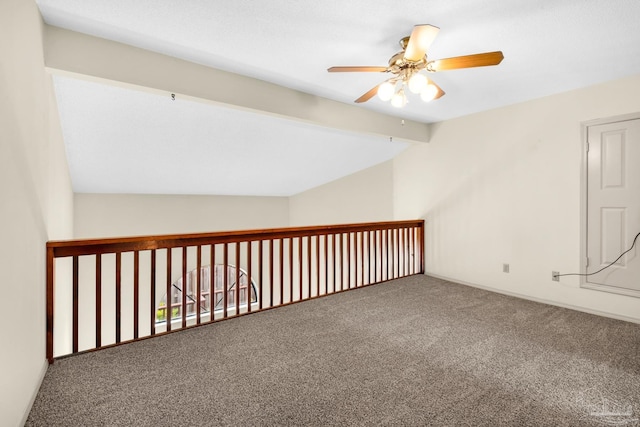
43 25 430 143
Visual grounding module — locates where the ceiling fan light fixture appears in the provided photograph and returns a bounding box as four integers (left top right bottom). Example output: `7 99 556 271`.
420 83 438 102
391 89 407 108
327 24 503 108
408 73 427 94
377 81 395 101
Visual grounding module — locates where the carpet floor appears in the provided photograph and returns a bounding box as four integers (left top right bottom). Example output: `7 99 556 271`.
27 275 640 426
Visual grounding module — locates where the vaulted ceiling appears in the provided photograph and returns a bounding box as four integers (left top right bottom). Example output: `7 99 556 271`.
36 0 640 196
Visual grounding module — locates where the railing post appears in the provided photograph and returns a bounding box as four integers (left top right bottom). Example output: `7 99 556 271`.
269 239 274 308
332 234 336 293
418 221 425 273
196 246 202 323
72 256 79 353
235 243 241 314
115 252 121 344
182 247 188 328
210 245 215 322
46 246 55 364
288 237 293 303
258 240 263 310
96 254 102 348
307 236 312 298
360 232 364 287
223 243 228 318
134 251 139 339
279 238 284 305
315 235 320 296
298 237 303 301
323 234 328 295
166 250 172 332
339 233 344 291
247 242 252 313
150 249 156 335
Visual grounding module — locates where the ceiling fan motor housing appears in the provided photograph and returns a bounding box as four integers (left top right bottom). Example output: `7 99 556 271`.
388 50 428 75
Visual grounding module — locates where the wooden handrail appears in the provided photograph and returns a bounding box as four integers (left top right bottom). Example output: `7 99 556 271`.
47 221 423 256
46 220 424 363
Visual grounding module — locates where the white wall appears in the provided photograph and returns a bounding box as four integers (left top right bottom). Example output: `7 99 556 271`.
289 160 395 226
74 193 289 238
0 1 74 425
394 74 640 322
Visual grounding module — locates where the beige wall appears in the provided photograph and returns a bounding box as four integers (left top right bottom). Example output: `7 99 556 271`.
75 160 394 236
74 193 289 238
0 1 74 425
393 73 640 322
289 160 395 226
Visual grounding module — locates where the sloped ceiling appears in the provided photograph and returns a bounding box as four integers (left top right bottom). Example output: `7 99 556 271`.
36 0 640 196
53 75 408 196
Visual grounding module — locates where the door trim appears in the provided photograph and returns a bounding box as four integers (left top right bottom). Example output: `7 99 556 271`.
580 112 640 297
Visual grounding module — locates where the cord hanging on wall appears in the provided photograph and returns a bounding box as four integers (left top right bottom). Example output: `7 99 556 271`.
557 231 640 278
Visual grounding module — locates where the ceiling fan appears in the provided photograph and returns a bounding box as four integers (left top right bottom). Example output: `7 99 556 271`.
328 24 504 107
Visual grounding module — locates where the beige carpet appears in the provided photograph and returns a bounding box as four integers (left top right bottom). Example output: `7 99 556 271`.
27 275 640 426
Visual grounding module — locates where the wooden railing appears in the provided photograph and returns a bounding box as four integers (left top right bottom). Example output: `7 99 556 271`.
46 220 424 363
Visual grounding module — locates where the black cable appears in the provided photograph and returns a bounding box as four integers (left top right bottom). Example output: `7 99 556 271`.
556 231 640 277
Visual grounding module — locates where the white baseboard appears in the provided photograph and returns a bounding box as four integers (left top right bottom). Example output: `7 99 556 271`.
424 272 640 325
20 359 48 427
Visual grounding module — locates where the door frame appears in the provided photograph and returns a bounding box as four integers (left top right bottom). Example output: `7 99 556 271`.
580 112 640 297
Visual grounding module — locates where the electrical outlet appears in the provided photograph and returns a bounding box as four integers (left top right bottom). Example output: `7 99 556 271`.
503 263 510 273
552 271 560 282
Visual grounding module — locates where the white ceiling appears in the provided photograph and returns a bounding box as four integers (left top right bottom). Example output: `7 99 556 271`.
37 0 640 196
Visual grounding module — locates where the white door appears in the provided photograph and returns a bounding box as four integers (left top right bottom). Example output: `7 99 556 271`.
586 118 640 296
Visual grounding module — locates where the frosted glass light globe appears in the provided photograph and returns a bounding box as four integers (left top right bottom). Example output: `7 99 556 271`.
408 73 427 94
377 81 395 101
391 90 407 108
420 83 438 102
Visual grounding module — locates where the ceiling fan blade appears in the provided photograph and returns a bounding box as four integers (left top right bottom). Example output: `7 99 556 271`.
404 24 440 62
354 84 382 103
431 81 446 100
328 66 388 73
429 51 504 71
